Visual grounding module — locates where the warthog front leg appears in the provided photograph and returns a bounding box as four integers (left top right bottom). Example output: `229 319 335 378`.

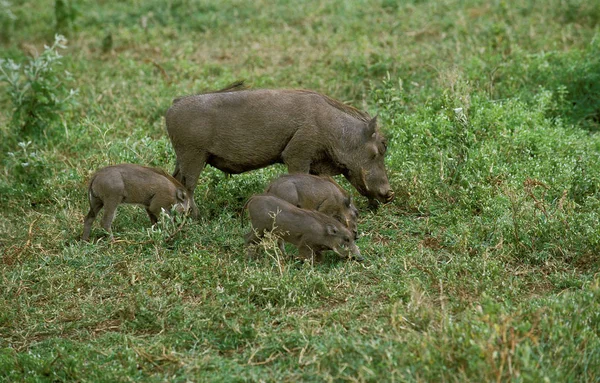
298 244 319 263
244 230 261 259
281 131 319 174
174 151 208 220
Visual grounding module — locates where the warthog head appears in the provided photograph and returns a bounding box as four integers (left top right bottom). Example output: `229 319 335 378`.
343 116 395 204
173 188 192 215
327 223 363 261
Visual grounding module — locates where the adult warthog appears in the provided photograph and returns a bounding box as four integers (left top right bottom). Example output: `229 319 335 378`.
166 82 394 217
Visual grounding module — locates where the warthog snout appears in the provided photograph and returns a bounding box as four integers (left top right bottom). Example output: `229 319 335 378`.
384 189 395 203
173 202 189 215
347 242 363 262
373 188 395 204
333 240 363 262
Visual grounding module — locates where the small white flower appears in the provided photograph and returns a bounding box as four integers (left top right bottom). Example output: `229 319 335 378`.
7 59 20 71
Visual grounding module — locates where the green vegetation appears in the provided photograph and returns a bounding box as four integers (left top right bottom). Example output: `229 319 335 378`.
1 0 599 381
0 34 77 139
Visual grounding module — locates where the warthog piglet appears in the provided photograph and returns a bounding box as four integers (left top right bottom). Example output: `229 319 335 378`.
244 194 362 262
82 164 191 241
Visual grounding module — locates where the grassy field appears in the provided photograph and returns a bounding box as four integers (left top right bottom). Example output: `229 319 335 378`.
1 0 599 381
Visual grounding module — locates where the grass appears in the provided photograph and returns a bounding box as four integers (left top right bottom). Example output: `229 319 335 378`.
1 0 600 381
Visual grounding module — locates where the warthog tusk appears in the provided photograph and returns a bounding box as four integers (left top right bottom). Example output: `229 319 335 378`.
360 168 370 192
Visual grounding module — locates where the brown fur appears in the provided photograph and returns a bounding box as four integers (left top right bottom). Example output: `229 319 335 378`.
166 85 394 218
285 89 372 122
82 164 191 241
244 194 362 262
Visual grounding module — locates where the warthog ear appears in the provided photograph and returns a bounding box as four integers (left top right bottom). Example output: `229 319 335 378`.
176 188 187 202
325 224 338 236
344 196 352 207
365 115 378 138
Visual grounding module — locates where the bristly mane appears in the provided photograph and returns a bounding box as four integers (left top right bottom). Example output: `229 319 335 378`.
172 80 248 104
290 89 372 122
274 174 350 197
146 166 186 188
209 80 248 93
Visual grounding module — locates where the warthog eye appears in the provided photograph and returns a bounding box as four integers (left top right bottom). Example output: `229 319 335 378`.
378 142 387 156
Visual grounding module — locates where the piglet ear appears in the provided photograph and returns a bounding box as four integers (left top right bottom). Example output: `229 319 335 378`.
176 188 187 202
325 224 338 236
344 196 352 207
